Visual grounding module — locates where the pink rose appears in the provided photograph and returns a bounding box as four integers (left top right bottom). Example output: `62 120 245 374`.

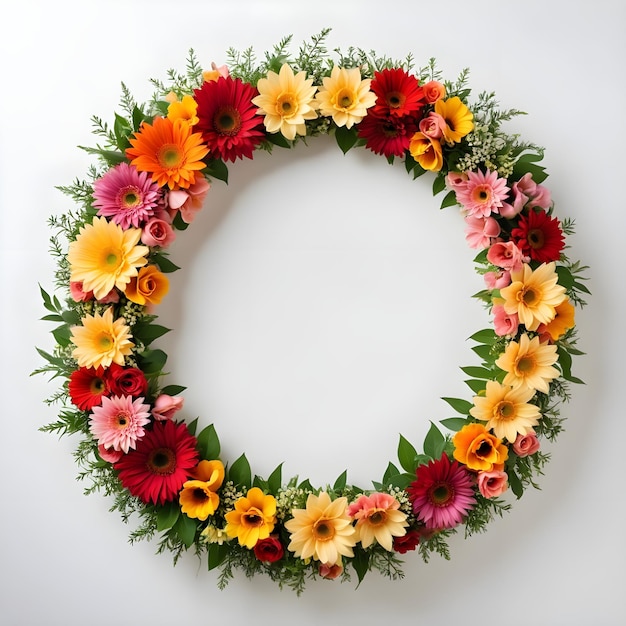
142 217 176 248
98 443 123 464
422 80 446 103
446 171 468 192
167 178 211 224
418 112 446 139
512 431 540 457
477 470 508 498
493 304 519 336
318 562 343 580
484 270 511 290
464 215 501 249
500 173 552 218
151 394 184 421
70 281 93 302
486 241 525 271
97 289 120 304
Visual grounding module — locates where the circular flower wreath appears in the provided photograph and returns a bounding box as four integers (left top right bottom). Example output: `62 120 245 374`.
37 31 588 594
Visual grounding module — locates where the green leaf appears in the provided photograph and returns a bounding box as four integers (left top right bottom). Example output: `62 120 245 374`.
423 422 445 460
335 124 358 154
79 146 127 166
460 366 493 379
113 112 132 150
207 543 229 570
472 344 493 360
61 309 81 325
132 323 171 346
465 379 487 393
439 189 458 209
160 384 187 396
333 470 347 492
172 514 197 548
469 328 496 344
132 105 149 131
172 211 190 231
40 314 64 322
440 417 467 432
384 472 414 489
267 463 283 494
351 548 370 585
186 417 198 436
196 424 220 460
205 159 228 184
441 397 473 415
151 253 180 274
382 461 400 485
555 266 574 290
404 153 418 174
508 468 524 499
397 434 418 473
39 285 59 313
137 349 167 374
229 453 252 487
432 174 446 195
265 132 291 149
51 324 71 347
156 502 180 531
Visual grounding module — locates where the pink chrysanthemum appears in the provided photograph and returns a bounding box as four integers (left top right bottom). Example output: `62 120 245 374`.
407 454 476 530
89 394 151 454
93 162 161 229
455 169 510 218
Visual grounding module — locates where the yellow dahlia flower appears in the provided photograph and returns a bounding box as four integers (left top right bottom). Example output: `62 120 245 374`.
434 96 474 145
470 380 541 443
70 307 134 369
500 262 567 332
68 217 149 300
495 333 559 393
314 66 376 129
224 487 276 548
285 491 357 565
252 64 318 140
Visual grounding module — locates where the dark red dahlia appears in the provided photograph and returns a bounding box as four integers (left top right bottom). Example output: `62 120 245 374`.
68 367 109 410
370 67 425 118
114 420 199 505
511 208 565 263
193 76 265 162
357 112 418 157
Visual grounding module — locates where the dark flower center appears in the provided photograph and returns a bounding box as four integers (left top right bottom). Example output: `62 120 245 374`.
214 106 242 136
387 91 405 108
430 482 454 506
528 228 545 249
89 378 106 394
242 509 264 528
193 488 209 502
476 440 493 457
313 519 335 541
147 447 177 475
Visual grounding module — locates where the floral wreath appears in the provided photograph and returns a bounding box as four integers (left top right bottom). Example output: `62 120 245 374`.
36 31 589 594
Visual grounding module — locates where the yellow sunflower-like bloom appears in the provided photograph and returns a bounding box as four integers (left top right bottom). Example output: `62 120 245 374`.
68 217 149 300
452 423 508 472
538 298 576 341
434 96 474 145
125 265 170 307
224 487 277 548
470 380 541 443
495 333 559 393
167 95 199 126
252 64 318 141
500 262 567 332
70 307 134 369
314 66 376 129
179 460 225 521
285 491 357 565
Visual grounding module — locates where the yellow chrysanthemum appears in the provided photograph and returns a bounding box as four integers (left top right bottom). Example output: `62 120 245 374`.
500 262 567 331
284 491 357 565
434 96 474 144
70 307 134 369
495 333 559 393
224 487 276 548
68 217 149 300
252 64 318 140
167 95 199 126
469 380 541 443
539 298 576 341
314 66 376 129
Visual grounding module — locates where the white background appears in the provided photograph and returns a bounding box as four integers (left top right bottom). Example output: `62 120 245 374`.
1 0 624 624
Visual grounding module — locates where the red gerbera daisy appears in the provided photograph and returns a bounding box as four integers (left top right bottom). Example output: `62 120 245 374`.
68 367 109 410
369 67 425 118
407 454 476 530
114 420 199 505
194 76 265 162
358 112 418 157
511 209 565 263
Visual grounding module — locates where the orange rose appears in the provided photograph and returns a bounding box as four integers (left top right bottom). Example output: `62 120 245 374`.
422 80 446 103
125 264 169 306
452 423 508 472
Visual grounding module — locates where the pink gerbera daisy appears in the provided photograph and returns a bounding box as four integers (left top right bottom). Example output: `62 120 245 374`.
89 394 151 453
407 454 476 530
455 169 510 218
114 420 199 505
93 162 161 229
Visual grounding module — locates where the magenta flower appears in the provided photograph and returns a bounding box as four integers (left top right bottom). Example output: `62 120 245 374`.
93 162 161 229
407 454 476 530
89 394 151 453
456 169 510 218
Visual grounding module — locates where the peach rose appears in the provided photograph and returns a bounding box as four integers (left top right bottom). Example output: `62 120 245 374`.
125 265 170 306
486 241 525 272
477 470 508 498
142 217 176 248
152 394 184 421
422 80 446 103
512 431 540 457
418 112 446 139
167 177 211 224
492 304 519 336
318 562 343 580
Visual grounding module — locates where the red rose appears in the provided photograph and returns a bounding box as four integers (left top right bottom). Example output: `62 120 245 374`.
106 364 148 397
393 530 420 554
253 536 284 563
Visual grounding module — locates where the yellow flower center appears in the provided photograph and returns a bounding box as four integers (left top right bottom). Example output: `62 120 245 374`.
277 93 297 117
242 508 265 528
312 519 335 542
517 356 535 373
495 401 515 420
472 185 491 203
159 144 183 168
336 88 354 109
89 377 105 394
120 186 141 208
98 332 113 350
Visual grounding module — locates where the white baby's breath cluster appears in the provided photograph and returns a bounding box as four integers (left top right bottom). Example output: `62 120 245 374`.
455 124 515 177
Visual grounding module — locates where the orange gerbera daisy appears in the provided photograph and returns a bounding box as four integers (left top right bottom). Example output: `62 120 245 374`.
126 116 209 190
